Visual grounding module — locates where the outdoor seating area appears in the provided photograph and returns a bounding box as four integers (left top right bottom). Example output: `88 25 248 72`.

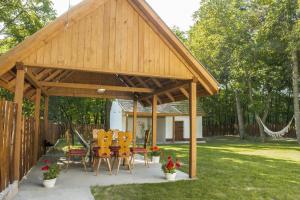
13 143 189 200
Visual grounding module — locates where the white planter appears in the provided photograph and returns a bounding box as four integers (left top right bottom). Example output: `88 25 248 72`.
165 172 176 181
43 178 57 188
152 156 160 163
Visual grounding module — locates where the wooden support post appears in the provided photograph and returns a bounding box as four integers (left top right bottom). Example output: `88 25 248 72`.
33 88 41 164
44 96 49 150
13 63 25 181
189 81 197 178
152 95 157 146
133 99 138 147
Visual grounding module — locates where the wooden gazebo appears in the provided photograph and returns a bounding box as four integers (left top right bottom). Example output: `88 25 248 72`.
0 0 219 182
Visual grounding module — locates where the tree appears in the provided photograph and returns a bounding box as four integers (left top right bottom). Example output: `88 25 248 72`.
0 0 56 53
187 0 294 141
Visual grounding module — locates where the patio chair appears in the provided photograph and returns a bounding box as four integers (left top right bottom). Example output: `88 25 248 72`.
130 129 150 168
65 130 88 171
116 132 133 175
94 130 113 175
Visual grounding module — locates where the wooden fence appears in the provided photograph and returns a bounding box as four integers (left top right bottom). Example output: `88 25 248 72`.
20 117 35 179
0 100 17 192
0 100 62 193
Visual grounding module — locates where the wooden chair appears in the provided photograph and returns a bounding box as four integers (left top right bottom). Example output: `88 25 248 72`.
116 132 132 175
130 130 150 168
65 130 87 171
94 130 113 175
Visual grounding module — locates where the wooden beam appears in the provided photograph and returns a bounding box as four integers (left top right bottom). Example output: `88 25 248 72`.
40 81 154 93
13 63 25 181
44 96 49 152
140 81 189 101
152 78 175 102
25 69 48 95
47 90 132 100
189 81 197 178
33 88 41 164
152 95 157 146
133 99 138 147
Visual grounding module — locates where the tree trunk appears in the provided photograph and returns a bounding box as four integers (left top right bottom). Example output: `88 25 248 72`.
248 80 271 142
235 91 246 139
105 100 112 130
292 50 300 144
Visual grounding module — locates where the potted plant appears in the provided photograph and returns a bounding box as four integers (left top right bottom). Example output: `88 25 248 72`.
150 146 161 163
161 156 181 181
41 160 60 188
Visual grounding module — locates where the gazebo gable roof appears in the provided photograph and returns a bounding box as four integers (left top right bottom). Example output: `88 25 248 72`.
0 0 219 98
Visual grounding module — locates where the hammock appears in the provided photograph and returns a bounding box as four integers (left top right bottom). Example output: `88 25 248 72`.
258 116 294 138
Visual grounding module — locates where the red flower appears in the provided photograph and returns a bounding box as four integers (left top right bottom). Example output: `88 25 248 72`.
151 146 160 151
166 160 174 170
41 165 49 171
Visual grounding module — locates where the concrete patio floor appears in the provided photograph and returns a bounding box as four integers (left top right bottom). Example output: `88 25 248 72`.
14 150 189 200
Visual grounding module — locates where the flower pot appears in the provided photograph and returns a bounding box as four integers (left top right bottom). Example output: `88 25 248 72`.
152 156 160 163
43 178 56 188
165 172 176 181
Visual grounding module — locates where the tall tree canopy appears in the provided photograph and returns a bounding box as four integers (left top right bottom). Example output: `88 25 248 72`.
184 0 300 142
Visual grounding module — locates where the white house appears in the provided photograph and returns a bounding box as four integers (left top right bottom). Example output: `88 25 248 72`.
110 100 204 144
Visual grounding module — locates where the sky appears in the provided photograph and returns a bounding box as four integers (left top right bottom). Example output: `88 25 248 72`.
51 0 201 31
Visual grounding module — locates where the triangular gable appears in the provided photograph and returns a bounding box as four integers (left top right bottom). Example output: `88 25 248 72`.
0 0 219 95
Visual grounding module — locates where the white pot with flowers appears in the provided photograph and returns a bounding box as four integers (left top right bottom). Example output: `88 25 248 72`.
161 156 181 181
41 160 60 188
150 146 161 163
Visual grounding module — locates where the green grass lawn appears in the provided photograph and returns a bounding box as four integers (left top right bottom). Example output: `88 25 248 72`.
91 137 300 200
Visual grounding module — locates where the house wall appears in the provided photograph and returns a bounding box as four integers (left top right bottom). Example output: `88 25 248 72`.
157 117 166 143
110 101 203 142
127 117 151 140
165 116 203 140
110 101 124 131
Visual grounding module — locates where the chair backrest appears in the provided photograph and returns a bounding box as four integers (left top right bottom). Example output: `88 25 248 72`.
97 130 112 157
143 129 151 149
118 132 132 157
93 129 104 140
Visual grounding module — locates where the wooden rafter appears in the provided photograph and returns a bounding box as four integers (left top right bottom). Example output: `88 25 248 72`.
36 69 53 80
43 70 63 82
40 81 154 93
53 71 73 82
140 81 189 101
179 87 189 99
120 75 151 105
135 77 163 104
26 69 48 96
151 78 175 102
